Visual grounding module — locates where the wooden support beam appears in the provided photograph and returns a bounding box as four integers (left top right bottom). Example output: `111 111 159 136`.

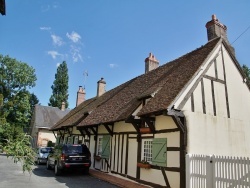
104 124 113 136
144 117 155 133
58 130 63 137
83 127 91 138
65 127 73 136
78 129 85 137
161 167 171 188
125 115 141 124
90 127 97 135
52 131 57 138
126 115 141 133
131 122 140 133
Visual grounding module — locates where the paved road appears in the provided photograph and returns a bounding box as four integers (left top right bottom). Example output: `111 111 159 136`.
0 153 118 188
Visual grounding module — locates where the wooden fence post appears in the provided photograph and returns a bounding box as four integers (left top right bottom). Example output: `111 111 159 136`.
186 154 191 188
206 155 214 188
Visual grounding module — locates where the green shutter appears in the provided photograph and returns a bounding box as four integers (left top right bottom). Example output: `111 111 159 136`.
101 135 110 159
68 136 74 144
152 138 167 166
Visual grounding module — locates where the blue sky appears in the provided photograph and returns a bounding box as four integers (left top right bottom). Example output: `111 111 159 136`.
1 1 250 109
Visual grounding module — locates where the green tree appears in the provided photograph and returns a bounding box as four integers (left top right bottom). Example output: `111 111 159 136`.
242 64 250 81
0 54 37 173
48 61 69 108
29 93 39 113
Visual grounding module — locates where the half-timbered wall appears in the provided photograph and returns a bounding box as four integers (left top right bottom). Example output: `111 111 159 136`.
90 115 181 188
141 115 180 188
179 43 250 157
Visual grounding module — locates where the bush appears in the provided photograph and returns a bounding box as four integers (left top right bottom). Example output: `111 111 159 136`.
47 141 54 147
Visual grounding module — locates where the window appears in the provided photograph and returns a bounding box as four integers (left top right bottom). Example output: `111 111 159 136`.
96 135 111 158
74 136 79 144
97 137 103 156
63 136 67 144
67 136 73 144
141 138 167 166
141 139 153 163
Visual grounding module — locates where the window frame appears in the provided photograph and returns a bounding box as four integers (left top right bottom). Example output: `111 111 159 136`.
96 136 103 156
141 139 153 164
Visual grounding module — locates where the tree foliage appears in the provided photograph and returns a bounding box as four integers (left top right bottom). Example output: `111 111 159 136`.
48 61 69 108
242 64 250 81
0 54 37 173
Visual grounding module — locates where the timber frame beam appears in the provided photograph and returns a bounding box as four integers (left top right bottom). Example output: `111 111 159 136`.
166 108 186 188
143 117 156 133
103 124 114 137
125 115 142 133
64 126 73 136
126 116 156 133
52 131 57 138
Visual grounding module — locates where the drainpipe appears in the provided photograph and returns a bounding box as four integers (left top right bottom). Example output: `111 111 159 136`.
166 108 187 188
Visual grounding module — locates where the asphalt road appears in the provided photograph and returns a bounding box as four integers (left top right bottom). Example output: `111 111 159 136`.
0 153 118 188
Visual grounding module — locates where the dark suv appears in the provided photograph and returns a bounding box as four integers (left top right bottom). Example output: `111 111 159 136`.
46 144 91 175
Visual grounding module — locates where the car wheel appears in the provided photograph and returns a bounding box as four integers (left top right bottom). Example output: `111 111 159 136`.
83 168 89 175
55 163 62 176
46 161 51 170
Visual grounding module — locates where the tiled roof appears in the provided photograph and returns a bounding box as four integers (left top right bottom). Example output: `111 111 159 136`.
33 104 70 129
52 37 221 130
138 38 221 116
78 38 221 127
51 80 132 130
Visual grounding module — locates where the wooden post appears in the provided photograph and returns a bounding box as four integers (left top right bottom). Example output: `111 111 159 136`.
206 155 214 188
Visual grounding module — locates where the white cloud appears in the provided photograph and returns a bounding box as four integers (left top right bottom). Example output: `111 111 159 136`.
40 27 51 31
47 51 63 59
51 34 64 46
66 31 81 43
56 63 61 67
70 45 82 63
109 64 118 68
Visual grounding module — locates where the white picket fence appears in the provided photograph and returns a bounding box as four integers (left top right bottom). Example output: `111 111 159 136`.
186 154 250 188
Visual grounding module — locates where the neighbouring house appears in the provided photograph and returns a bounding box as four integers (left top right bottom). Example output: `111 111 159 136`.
50 15 250 188
30 103 70 147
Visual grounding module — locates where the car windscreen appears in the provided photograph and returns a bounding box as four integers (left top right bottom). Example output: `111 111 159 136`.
40 148 52 153
63 145 89 154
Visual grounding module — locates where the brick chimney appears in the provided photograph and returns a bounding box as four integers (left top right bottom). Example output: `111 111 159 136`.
145 53 159 73
97 77 106 97
206 14 235 55
61 101 65 111
76 86 86 106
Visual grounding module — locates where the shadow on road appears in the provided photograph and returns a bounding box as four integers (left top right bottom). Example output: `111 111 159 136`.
32 164 118 188
32 164 87 177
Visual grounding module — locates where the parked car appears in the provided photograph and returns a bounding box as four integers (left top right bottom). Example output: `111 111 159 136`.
46 144 91 175
34 147 53 165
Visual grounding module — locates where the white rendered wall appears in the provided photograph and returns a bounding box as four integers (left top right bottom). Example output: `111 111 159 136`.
182 44 250 157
